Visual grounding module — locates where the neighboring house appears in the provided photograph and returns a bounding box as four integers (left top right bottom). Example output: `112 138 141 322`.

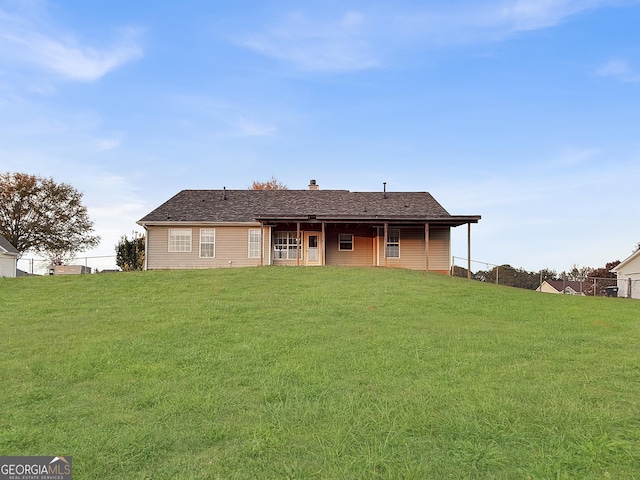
537 280 586 295
0 234 19 278
138 181 481 273
611 249 640 299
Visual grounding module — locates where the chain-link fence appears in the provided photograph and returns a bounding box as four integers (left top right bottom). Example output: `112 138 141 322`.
451 256 639 298
17 255 118 276
614 277 640 299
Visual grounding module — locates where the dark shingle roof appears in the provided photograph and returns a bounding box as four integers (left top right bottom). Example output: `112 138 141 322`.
546 280 586 293
138 189 480 226
0 234 19 254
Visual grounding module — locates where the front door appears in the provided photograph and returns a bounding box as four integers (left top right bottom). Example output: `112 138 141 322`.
305 233 320 265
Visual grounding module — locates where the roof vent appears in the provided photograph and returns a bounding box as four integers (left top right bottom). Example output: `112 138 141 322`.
308 179 319 190
383 182 387 199
223 186 227 200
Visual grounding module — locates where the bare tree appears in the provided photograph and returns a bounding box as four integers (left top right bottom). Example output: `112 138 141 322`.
249 177 287 190
0 172 100 262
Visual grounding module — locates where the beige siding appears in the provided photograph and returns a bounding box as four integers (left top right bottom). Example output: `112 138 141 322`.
384 228 424 270
428 227 451 272
614 253 640 299
146 223 452 273
375 226 450 272
272 259 299 266
0 255 17 278
538 281 561 294
616 254 640 279
147 225 266 269
325 228 374 267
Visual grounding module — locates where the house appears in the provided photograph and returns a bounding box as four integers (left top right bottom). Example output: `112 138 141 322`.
536 280 585 295
0 234 19 278
611 249 640 299
137 181 481 273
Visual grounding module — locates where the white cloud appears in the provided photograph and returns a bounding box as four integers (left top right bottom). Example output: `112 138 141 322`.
0 3 143 83
172 95 278 137
397 0 636 43
243 10 379 73
95 134 123 152
232 115 277 137
596 58 640 82
241 1 636 72
553 146 602 166
498 0 595 31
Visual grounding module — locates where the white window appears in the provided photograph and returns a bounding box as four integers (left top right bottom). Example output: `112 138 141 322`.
200 229 216 258
339 234 354 251
386 229 400 258
273 232 300 260
168 228 192 252
248 229 262 258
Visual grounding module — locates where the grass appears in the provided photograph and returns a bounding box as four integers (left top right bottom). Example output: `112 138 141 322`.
1 267 639 479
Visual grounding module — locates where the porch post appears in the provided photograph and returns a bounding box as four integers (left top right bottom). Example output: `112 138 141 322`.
384 222 388 268
467 223 472 279
425 223 430 272
267 226 272 266
321 222 326 266
260 224 264 266
297 222 301 266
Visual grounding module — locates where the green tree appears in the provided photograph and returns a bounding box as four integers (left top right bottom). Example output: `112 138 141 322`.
538 268 559 283
452 265 470 278
584 260 620 296
0 172 100 262
560 264 593 282
472 264 541 290
116 234 145 271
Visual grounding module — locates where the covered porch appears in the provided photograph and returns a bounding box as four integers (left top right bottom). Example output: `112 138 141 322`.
257 215 479 274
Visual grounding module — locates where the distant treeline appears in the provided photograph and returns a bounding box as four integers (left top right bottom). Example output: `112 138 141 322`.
453 261 621 293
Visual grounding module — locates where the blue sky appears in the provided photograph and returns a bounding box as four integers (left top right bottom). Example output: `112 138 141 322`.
2 0 639 272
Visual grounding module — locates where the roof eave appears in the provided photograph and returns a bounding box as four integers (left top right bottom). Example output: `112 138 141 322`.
611 249 640 273
137 220 261 227
253 214 480 226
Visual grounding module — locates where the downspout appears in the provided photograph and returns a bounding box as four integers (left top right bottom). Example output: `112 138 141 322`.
143 225 149 271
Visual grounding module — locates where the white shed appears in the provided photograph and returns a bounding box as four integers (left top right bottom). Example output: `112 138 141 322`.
0 234 18 278
611 249 640 299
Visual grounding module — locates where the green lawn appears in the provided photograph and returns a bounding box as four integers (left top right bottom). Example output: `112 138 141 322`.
1 268 639 479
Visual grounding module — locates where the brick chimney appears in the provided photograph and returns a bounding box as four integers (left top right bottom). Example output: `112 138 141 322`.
308 179 319 190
